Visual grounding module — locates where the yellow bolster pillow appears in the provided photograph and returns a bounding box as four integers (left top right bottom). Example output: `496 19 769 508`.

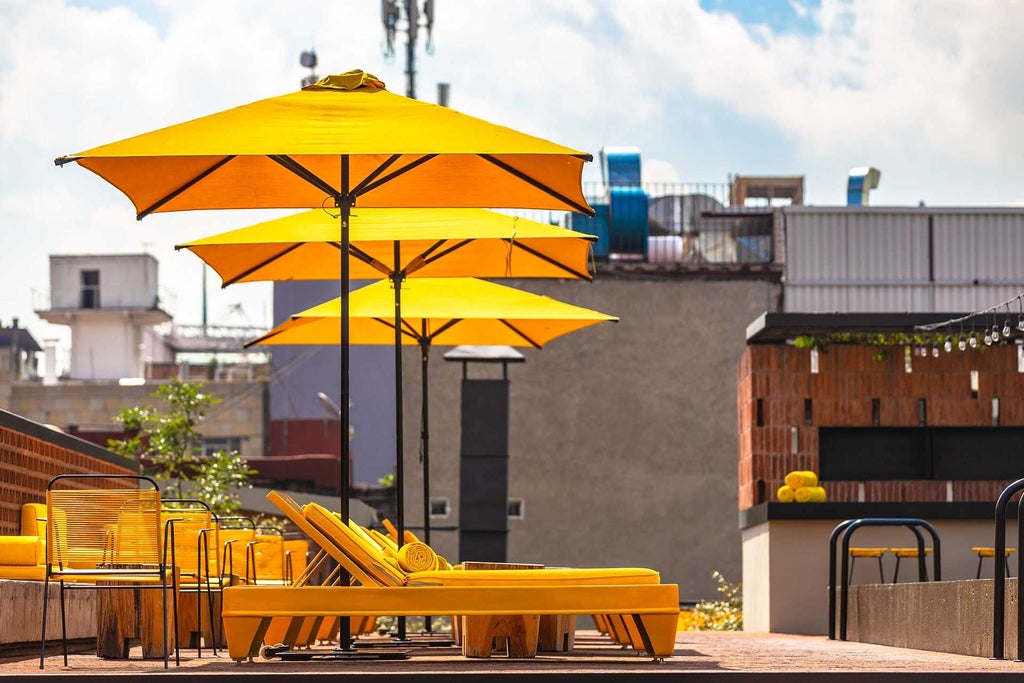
794 486 826 503
0 536 44 566
397 542 438 572
785 470 818 489
777 486 795 503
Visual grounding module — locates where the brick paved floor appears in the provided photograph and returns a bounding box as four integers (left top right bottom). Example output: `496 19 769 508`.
6 630 1024 680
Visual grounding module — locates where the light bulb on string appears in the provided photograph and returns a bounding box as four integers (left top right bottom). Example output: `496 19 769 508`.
932 344 940 357
985 330 993 346
944 336 953 353
969 333 979 348
991 324 1000 343
958 336 967 351
1003 319 1012 338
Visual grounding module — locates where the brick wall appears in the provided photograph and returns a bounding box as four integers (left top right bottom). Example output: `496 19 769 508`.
738 343 1024 509
0 417 133 535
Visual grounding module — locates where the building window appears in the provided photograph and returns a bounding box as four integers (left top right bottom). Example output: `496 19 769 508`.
201 437 242 455
429 497 450 519
507 498 525 520
80 270 100 309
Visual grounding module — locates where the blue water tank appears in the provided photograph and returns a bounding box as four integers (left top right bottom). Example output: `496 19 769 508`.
568 205 610 260
599 147 648 260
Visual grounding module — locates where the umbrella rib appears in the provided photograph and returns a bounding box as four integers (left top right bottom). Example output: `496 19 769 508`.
268 154 340 198
407 240 474 275
498 320 542 349
223 243 306 286
478 154 595 216
137 156 236 219
340 243 393 277
349 155 402 196
371 317 422 342
358 155 439 195
505 239 593 281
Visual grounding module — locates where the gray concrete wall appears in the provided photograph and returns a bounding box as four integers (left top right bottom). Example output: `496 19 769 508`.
848 579 1017 659
398 277 781 601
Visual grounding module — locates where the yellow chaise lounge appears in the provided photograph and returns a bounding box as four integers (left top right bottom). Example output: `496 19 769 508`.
219 492 679 661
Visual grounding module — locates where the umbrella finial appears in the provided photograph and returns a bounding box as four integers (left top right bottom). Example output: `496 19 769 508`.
304 69 386 92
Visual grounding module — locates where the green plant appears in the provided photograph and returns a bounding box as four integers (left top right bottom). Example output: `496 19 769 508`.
686 571 742 631
108 378 254 514
378 473 395 488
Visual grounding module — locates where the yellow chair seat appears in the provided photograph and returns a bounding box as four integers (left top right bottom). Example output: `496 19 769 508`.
890 547 932 558
849 547 887 558
973 547 1015 557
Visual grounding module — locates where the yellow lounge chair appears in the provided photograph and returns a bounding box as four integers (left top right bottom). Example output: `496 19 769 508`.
219 492 678 661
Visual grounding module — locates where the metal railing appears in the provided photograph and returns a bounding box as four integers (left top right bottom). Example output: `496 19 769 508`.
506 181 780 268
991 477 1024 660
828 517 941 641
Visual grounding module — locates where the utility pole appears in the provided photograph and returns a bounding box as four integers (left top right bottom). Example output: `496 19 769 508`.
382 0 435 99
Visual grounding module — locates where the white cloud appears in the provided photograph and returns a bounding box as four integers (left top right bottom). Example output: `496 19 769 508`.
2 0 1024 347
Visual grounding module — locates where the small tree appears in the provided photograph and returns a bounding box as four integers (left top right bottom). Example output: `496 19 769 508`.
109 378 254 514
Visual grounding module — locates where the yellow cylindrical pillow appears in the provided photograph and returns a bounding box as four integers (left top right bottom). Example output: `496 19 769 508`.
397 541 438 572
785 470 818 489
794 486 826 503
777 486 796 503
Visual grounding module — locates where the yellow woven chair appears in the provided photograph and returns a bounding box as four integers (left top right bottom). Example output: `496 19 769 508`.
161 499 222 656
40 474 178 669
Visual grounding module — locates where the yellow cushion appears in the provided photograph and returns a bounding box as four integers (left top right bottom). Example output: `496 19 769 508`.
849 547 887 558
0 564 46 581
0 536 44 566
408 566 660 587
891 547 932 558
21 503 47 537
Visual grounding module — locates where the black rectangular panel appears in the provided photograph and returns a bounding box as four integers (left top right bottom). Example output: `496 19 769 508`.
460 380 509 457
459 456 508 531
458 530 508 564
819 427 929 480
931 427 1024 480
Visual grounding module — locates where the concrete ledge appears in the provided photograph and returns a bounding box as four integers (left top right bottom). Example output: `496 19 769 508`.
0 579 97 648
847 578 1017 659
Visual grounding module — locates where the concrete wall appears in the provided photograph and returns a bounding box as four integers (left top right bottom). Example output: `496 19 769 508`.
400 277 780 601
49 254 159 309
8 379 265 456
742 517 1018 635
847 579 1017 659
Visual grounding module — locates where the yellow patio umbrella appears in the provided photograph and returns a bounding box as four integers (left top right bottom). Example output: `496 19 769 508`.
54 69 594 544
245 277 618 543
175 207 596 285
177 207 596 548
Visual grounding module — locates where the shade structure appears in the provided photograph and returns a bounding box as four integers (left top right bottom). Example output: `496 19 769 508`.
246 277 617 544
176 207 596 285
249 278 618 348
55 68 593 646
55 70 593 218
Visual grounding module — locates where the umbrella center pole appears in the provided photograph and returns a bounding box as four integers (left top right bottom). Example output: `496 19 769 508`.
335 180 355 654
391 245 411 643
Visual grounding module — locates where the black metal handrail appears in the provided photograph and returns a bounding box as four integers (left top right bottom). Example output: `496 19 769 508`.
991 477 1024 660
828 517 941 641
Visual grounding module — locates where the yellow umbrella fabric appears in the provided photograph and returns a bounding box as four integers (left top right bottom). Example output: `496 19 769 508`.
176 208 596 285
55 70 593 218
248 277 618 348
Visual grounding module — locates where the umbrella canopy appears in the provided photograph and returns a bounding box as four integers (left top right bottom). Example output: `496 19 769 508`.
248 277 618 348
176 208 596 285
55 70 593 218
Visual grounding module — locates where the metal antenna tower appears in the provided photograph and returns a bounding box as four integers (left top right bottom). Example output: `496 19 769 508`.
382 0 435 99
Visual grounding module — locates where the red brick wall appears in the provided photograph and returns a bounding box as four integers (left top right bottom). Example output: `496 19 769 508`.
738 343 1024 509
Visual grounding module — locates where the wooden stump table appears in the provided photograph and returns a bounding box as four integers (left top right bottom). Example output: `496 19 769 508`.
458 561 576 658
96 568 178 660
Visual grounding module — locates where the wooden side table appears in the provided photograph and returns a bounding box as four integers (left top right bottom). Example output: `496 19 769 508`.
96 567 179 660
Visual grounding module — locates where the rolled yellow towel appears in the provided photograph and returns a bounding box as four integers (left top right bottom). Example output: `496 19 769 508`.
785 470 819 489
777 485 796 503
397 541 438 572
794 486 826 503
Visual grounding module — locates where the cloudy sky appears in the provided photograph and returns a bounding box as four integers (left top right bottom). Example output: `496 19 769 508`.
2 0 1023 348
